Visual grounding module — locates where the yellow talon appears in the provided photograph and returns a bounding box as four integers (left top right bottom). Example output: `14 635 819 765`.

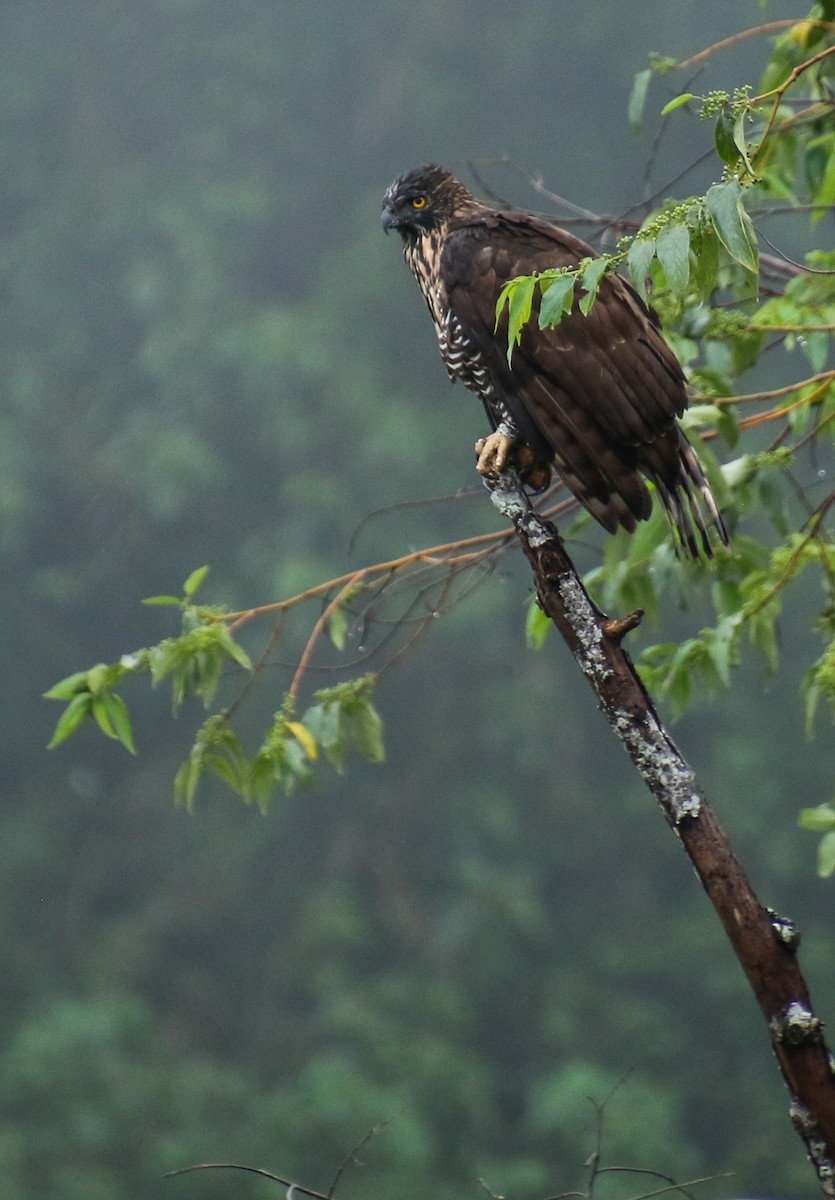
475 431 517 476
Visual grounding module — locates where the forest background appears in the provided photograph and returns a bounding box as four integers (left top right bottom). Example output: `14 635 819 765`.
2 1 834 1198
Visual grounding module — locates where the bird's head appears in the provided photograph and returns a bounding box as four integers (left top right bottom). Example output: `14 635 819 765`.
381 164 478 240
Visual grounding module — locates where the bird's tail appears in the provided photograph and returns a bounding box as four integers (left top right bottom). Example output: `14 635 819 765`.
648 431 729 560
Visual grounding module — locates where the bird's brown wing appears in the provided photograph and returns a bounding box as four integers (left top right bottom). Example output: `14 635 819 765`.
441 210 690 531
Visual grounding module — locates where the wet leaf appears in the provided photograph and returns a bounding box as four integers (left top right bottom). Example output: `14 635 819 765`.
818 831 835 878
44 671 89 701
579 258 608 315
538 273 575 328
661 92 695 116
503 275 537 363
627 236 657 299
705 180 758 274
656 222 690 295
629 68 651 129
714 108 738 166
47 694 93 749
183 565 210 597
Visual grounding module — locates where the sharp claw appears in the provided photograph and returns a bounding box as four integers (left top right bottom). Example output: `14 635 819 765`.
475 431 516 477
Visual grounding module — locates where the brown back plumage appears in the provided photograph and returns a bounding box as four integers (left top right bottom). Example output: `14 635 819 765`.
382 164 728 558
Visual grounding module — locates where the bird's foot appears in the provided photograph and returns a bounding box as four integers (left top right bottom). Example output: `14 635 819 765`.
475 431 516 477
475 433 552 493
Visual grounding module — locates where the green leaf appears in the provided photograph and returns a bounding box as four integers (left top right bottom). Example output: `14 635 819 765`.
804 677 822 735
174 756 202 809
247 754 277 812
525 600 551 650
801 330 830 373
44 670 89 701
147 641 181 687
629 68 651 129
142 594 183 606
703 617 739 688
302 700 342 761
101 692 136 754
193 650 222 707
183 565 210 597
47 694 93 749
812 137 835 223
281 736 316 789
215 626 253 672
665 655 693 719
733 110 754 174
91 697 117 739
798 803 835 832
328 604 348 651
689 225 719 300
174 716 246 807
538 273 576 329
495 280 513 329
309 678 385 768
705 180 758 274
748 612 779 674
660 92 695 116
681 404 723 430
342 698 385 763
85 663 111 695
818 831 835 878
757 474 790 537
579 258 608 315
503 276 537 364
203 752 244 794
656 222 690 296
714 107 738 166
627 236 657 299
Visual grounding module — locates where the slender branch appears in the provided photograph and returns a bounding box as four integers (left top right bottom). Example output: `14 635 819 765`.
753 43 835 163
749 324 835 333
736 377 832 429
741 496 835 623
707 367 835 406
675 21 835 73
221 526 516 627
791 406 835 454
326 1124 382 1198
164 1163 330 1197
756 225 835 275
754 41 835 104
486 469 835 1197
287 571 367 700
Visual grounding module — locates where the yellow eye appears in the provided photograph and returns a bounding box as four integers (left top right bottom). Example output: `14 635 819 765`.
411 195 428 209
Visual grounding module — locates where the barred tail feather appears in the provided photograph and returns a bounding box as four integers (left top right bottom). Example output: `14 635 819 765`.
652 434 729 560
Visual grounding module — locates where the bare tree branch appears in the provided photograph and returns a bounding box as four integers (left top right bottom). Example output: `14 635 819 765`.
486 468 835 1197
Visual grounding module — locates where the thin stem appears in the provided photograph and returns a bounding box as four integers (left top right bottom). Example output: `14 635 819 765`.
749 324 835 333
753 43 835 163
164 1164 330 1197
736 377 833 429
708 367 835 406
675 20 835 73
220 526 516 626
287 571 367 701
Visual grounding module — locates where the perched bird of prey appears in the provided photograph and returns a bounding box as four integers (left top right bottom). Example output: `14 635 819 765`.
381 164 728 558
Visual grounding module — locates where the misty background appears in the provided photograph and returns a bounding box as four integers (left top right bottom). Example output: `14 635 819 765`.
1 2 831 1197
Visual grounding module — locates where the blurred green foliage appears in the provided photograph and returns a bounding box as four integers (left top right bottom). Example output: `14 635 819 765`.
2 2 834 1199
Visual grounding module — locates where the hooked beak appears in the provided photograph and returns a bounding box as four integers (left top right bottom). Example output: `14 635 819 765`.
381 204 400 234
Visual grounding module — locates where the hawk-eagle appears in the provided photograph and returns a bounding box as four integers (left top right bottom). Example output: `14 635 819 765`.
381 164 728 558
